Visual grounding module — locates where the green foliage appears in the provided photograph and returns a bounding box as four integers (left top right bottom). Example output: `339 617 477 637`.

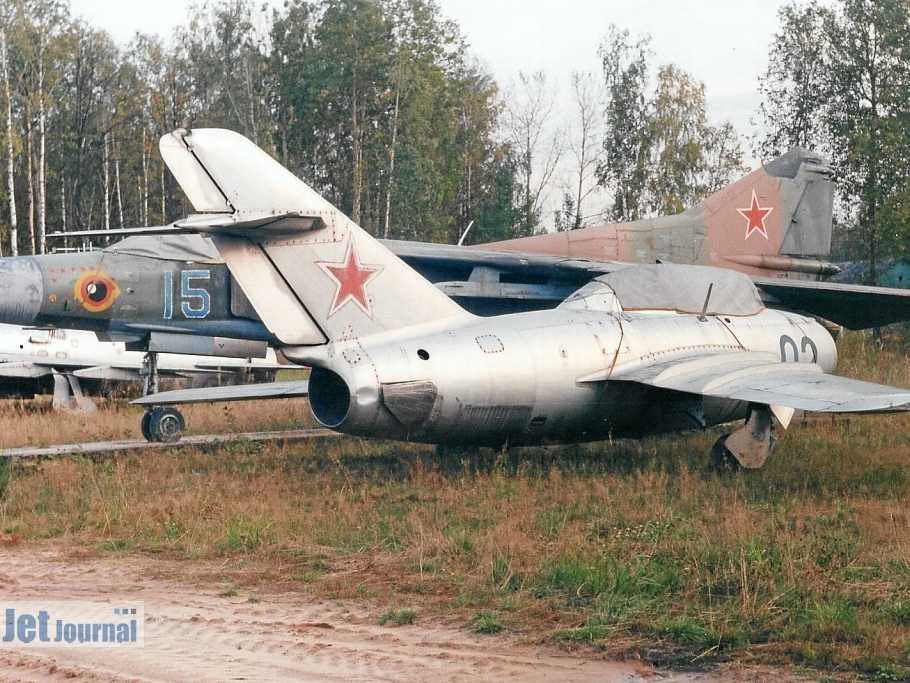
882 600 910 626
470 610 504 634
379 608 416 626
270 0 507 243
756 2 831 157
596 25 746 221
0 458 9 499
0 0 509 253
98 538 134 551
218 512 273 554
597 25 652 222
758 0 910 270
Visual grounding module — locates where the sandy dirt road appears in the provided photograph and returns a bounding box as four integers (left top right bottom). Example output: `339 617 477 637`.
0 546 790 683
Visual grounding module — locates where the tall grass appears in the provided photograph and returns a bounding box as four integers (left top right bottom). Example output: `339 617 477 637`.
0 397 313 448
1 330 910 678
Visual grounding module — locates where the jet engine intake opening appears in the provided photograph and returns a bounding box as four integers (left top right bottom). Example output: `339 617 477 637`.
308 367 351 428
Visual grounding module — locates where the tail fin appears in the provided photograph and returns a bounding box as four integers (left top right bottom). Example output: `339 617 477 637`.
481 148 836 279
160 128 468 345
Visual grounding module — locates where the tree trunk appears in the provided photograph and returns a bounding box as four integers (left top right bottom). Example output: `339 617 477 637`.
60 176 65 230
60 173 66 249
103 131 110 230
115 156 124 228
351 83 363 225
383 85 400 239
26 108 36 255
141 131 149 226
160 164 166 223
1 29 16 256
37 40 46 254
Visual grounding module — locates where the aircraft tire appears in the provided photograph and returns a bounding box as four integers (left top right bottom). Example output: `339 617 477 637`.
140 411 153 441
146 406 186 443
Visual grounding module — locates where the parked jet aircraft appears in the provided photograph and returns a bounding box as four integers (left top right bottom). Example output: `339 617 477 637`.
0 323 281 412
125 128 910 470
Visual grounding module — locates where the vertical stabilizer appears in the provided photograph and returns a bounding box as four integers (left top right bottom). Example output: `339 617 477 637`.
160 129 469 345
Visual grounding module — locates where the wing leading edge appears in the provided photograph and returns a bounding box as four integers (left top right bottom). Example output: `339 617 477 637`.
596 352 910 414
754 278 910 330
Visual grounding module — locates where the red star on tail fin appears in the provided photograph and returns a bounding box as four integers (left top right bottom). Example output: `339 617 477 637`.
737 190 773 241
317 239 384 318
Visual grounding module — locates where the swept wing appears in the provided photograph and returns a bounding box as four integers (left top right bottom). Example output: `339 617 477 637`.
753 278 910 330
589 351 910 414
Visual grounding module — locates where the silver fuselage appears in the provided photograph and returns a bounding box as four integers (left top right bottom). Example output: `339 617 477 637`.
286 305 836 447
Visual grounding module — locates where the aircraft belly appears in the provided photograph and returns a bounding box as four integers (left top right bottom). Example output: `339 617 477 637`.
335 314 656 446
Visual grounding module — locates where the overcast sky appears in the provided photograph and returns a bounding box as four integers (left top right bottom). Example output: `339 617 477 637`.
67 0 798 150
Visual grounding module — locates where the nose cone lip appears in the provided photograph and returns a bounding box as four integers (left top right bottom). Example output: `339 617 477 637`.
0 257 43 325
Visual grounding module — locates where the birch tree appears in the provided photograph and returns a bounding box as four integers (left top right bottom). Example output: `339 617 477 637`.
1 29 16 255
501 70 564 235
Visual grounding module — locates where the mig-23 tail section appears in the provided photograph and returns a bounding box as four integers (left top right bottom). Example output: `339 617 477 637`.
482 148 837 280
159 128 470 347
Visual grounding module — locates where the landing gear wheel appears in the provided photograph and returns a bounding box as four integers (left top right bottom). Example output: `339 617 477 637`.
140 410 153 441
709 435 740 472
144 406 186 443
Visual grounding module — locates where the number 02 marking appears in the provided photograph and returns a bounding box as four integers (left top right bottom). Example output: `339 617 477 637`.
780 334 818 363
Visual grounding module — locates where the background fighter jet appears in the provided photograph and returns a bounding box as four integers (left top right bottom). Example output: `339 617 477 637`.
130 129 910 470
480 147 838 280
0 324 281 412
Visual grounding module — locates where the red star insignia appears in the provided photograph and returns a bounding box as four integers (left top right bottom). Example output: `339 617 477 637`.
316 239 384 318
737 190 773 240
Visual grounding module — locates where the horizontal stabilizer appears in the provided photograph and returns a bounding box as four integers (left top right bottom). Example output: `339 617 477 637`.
600 352 910 413
47 225 190 240
133 380 310 406
47 213 326 242
191 362 285 372
174 212 326 234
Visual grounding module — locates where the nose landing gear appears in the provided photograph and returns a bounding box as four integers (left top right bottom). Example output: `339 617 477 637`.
139 350 185 443
710 404 777 471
